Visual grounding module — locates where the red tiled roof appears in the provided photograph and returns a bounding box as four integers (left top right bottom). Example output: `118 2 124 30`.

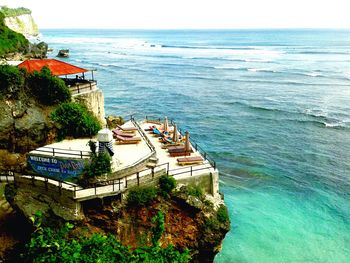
18 59 89 76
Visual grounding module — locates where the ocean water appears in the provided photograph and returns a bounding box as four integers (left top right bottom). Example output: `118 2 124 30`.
42 29 350 262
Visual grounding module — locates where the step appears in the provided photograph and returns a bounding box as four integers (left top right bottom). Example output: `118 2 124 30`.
148 157 159 163
146 162 157 168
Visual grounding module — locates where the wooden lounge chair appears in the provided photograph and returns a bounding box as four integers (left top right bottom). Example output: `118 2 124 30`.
112 129 134 138
115 135 141 144
161 142 184 149
116 124 138 133
177 156 204 165
169 151 192 157
167 145 186 151
168 146 193 153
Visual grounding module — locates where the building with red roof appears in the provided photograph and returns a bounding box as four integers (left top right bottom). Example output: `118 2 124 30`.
18 59 90 76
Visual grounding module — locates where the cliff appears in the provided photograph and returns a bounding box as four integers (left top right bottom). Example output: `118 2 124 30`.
1 6 39 39
4 14 39 39
3 182 229 262
0 65 229 261
0 6 46 60
81 186 230 262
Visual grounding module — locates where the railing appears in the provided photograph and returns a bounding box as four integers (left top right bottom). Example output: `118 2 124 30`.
169 164 213 177
145 115 176 126
0 160 211 201
29 146 91 159
0 171 15 183
70 81 97 95
0 171 80 192
131 116 156 152
74 162 169 200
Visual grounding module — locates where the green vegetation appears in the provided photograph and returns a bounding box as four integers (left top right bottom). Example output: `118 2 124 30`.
80 152 111 184
216 204 229 223
0 64 25 94
22 212 190 263
0 12 28 57
0 6 31 17
50 102 101 140
127 186 158 206
28 66 71 105
151 211 165 246
0 65 71 104
204 205 230 233
187 185 204 199
158 175 176 197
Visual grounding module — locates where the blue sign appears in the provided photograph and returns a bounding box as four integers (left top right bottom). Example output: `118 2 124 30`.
27 155 87 180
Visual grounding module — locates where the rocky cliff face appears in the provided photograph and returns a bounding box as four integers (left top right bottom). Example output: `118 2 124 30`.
0 93 55 156
4 14 39 39
81 186 230 262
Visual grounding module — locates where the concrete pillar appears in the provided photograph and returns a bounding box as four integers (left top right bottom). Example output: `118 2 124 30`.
211 171 220 197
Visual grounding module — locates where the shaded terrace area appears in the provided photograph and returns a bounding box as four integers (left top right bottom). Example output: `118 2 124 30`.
18 59 97 95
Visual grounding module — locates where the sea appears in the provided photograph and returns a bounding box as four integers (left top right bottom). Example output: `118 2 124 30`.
41 29 350 263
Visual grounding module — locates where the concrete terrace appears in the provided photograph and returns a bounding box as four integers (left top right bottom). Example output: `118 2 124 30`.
12 119 218 202
29 124 153 173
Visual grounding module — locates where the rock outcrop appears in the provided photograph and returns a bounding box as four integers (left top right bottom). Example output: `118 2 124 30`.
0 94 55 155
73 89 106 125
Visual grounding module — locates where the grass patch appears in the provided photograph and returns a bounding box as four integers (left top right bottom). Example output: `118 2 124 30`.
187 186 204 199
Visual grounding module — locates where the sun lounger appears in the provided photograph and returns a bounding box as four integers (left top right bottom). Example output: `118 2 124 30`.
177 156 204 165
115 135 141 144
112 129 134 138
167 146 192 152
169 150 193 157
116 124 138 133
161 142 184 149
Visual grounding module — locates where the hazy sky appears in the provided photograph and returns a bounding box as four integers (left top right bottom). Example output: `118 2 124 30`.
2 0 350 29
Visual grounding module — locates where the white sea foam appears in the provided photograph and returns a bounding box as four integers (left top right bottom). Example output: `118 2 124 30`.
248 68 276 73
244 59 273 63
324 121 348 128
214 65 245 70
305 72 322 77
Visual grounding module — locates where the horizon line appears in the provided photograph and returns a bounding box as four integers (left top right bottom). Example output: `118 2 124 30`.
39 27 350 30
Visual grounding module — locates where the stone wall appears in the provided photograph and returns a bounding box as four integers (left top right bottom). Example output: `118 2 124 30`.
12 176 84 221
73 88 106 125
176 172 217 196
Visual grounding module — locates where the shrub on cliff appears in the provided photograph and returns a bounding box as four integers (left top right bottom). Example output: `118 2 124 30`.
21 213 190 262
151 211 165 246
0 12 29 57
50 102 101 140
0 64 25 95
83 152 112 179
216 204 229 224
28 66 71 105
127 187 158 206
159 175 176 197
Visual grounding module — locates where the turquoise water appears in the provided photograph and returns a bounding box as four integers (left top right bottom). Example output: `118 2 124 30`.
42 29 350 262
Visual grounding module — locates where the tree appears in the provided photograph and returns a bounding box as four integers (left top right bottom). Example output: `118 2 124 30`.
28 66 71 105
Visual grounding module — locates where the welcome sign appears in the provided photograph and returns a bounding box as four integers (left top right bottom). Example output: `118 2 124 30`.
27 155 87 180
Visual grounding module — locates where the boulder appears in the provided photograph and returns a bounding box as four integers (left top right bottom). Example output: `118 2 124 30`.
106 115 125 129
